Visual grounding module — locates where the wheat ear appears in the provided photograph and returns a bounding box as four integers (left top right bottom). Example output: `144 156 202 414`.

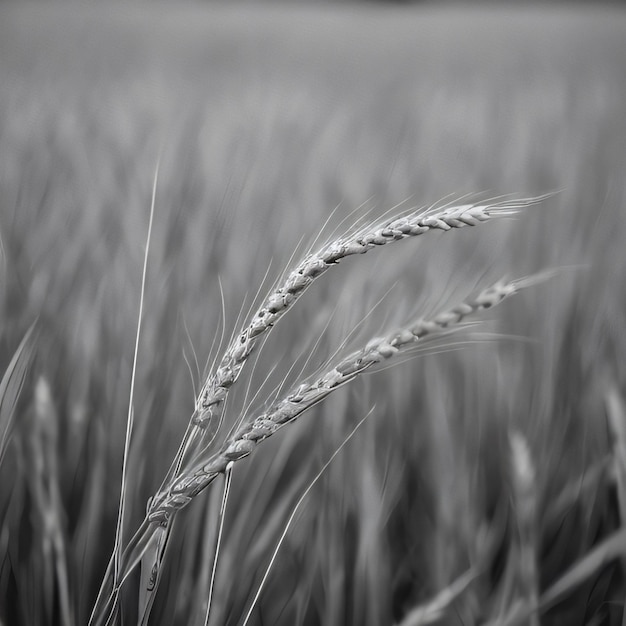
165 196 547 486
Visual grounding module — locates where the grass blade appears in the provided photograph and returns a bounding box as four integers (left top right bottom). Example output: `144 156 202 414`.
0 322 37 466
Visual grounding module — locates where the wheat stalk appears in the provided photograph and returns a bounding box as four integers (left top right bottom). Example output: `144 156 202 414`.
89 196 551 626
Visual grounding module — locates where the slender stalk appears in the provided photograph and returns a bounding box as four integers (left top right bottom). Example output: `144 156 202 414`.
203 462 233 626
112 160 158 587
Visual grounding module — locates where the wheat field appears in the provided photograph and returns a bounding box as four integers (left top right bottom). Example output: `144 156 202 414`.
1 3 626 625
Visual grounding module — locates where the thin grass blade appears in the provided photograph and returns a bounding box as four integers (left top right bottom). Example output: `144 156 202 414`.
0 322 37 466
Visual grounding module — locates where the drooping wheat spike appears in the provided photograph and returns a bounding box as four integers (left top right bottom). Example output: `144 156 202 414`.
167 196 549 485
148 274 549 523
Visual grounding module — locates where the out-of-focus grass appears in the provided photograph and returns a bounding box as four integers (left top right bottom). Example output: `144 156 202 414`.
1 3 626 625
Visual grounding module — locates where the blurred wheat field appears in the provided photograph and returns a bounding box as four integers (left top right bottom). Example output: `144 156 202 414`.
1 3 626 625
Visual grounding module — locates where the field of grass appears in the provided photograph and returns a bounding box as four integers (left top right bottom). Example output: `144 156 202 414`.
1 3 626 625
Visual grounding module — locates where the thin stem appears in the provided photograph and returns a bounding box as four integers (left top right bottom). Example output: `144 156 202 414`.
113 159 159 586
203 462 234 626
241 408 375 626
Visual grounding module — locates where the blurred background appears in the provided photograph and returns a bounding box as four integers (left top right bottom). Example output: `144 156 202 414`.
1 1 626 625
